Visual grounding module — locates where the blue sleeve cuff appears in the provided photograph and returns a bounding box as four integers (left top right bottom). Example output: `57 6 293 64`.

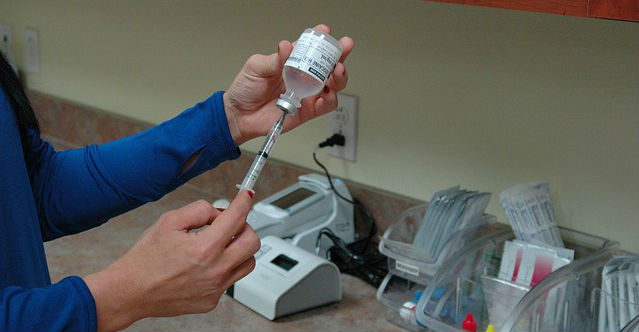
0 277 98 331
65 276 98 332
210 90 241 161
174 90 241 182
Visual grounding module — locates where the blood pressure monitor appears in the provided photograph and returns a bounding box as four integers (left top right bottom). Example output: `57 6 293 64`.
247 173 355 256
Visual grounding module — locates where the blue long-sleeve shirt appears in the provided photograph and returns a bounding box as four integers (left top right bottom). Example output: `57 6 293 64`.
0 89 240 331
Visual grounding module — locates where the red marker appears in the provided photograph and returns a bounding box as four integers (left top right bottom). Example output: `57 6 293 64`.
462 313 477 332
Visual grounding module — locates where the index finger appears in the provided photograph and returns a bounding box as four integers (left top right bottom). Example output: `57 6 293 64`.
290 24 331 49
337 36 354 64
200 190 253 246
290 25 352 65
313 24 331 35
311 24 353 64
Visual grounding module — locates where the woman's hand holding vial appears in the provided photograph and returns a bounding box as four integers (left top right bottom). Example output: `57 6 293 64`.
223 24 354 146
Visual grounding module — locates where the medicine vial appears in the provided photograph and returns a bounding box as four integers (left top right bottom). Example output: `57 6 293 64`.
237 28 342 194
276 28 343 115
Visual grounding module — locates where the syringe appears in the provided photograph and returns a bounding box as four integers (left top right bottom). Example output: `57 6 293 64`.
236 111 287 193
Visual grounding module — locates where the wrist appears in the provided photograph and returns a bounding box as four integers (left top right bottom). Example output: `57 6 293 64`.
222 92 247 146
84 264 144 331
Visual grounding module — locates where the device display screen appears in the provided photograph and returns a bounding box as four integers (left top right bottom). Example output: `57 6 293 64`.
271 254 298 271
270 187 315 210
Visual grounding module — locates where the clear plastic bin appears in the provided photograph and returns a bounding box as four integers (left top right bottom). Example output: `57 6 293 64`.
376 273 429 331
502 252 638 332
415 226 619 332
622 316 639 332
378 203 502 284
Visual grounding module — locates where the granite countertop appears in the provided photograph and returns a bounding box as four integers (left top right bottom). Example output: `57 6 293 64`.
45 184 402 332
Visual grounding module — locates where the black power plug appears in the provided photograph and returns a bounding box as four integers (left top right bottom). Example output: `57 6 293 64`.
318 133 345 148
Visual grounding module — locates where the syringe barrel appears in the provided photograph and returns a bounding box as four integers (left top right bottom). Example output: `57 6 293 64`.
260 115 284 156
237 112 286 193
239 153 267 191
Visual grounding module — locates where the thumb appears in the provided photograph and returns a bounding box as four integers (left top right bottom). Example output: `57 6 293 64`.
276 40 293 71
251 40 292 77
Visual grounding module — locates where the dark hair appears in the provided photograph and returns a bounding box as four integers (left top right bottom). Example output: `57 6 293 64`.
0 51 40 136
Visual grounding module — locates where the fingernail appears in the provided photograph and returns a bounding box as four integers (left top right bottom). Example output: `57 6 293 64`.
247 191 254 199
216 208 226 212
323 86 330 94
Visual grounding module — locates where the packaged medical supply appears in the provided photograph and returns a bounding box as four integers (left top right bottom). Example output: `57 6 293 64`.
599 256 639 331
413 186 491 259
501 251 637 332
497 240 574 288
499 181 564 248
379 203 500 283
376 186 503 332
415 226 618 332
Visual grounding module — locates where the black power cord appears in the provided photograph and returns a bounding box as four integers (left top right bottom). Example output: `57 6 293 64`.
313 134 388 287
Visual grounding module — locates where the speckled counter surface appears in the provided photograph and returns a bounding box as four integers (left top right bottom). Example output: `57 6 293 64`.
44 185 403 332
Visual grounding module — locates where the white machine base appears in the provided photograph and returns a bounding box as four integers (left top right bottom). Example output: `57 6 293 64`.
228 236 342 320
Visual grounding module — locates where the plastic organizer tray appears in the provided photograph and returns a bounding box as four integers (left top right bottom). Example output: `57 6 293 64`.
502 252 638 332
378 203 500 284
377 273 429 331
623 316 639 332
377 220 514 331
414 226 622 332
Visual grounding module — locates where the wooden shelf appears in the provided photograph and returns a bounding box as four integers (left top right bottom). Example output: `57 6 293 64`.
427 0 639 22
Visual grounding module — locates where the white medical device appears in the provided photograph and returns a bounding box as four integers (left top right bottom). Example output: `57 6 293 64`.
228 236 342 320
247 173 354 256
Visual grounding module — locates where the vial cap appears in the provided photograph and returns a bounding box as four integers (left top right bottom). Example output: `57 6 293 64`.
276 98 297 115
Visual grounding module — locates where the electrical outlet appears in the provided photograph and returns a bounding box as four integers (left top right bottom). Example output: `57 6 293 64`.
24 28 39 74
327 94 358 162
0 23 12 61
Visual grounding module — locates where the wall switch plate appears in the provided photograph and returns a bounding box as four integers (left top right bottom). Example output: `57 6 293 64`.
0 23 12 61
24 28 39 74
327 94 358 162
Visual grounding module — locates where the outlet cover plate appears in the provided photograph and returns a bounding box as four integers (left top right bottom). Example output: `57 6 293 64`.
0 23 12 61
24 28 39 74
327 94 358 162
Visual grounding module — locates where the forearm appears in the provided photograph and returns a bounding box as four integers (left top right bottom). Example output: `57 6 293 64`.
29 91 240 240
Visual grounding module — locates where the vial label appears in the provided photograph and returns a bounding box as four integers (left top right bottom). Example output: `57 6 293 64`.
285 31 341 83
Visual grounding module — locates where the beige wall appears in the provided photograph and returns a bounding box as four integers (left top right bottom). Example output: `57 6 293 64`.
1 0 637 251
